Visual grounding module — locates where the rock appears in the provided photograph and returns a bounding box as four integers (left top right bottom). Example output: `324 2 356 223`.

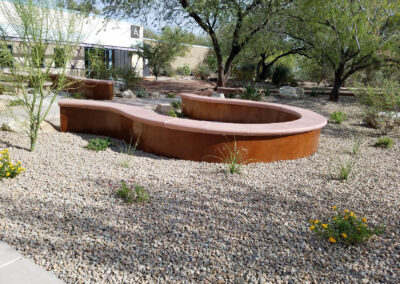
148 92 161 99
295 87 305 97
1 121 20 132
114 86 122 98
279 86 299 98
120 90 135 99
211 93 225 99
155 104 173 115
40 121 58 133
365 112 400 131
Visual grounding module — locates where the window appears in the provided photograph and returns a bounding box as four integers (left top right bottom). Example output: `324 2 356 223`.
0 45 13 68
54 48 66 68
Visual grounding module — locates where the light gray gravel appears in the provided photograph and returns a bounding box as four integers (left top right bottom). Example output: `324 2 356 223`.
0 95 399 283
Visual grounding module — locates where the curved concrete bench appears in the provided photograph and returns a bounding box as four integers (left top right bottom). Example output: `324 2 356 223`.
50 74 114 100
59 94 327 163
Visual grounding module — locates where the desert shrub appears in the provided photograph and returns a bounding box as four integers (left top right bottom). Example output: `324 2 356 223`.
176 64 191 76
208 140 249 174
310 87 325 97
272 64 294 86
309 206 385 245
0 149 25 179
374 137 395 149
113 67 141 91
232 63 256 81
240 83 263 101
70 92 86 99
134 87 148 98
351 139 362 155
193 62 212 80
86 137 112 151
117 181 149 203
330 111 347 124
338 159 355 180
227 92 236 98
166 93 176 98
171 101 182 109
160 64 175 77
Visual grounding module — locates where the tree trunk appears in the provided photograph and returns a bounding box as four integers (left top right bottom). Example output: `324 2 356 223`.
256 54 267 82
216 62 226 87
329 66 345 102
329 76 342 102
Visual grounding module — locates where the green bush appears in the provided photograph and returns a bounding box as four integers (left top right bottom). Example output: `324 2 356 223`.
374 137 395 149
232 63 256 81
160 64 175 77
166 93 176 98
309 206 385 245
86 137 112 151
168 108 178 117
272 64 294 86
71 92 86 100
176 64 191 76
338 159 355 180
240 83 263 101
171 101 182 109
193 62 212 80
113 67 141 91
134 87 148 98
117 181 149 203
330 111 347 124
0 149 25 179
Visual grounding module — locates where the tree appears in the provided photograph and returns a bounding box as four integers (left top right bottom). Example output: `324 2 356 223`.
0 0 84 151
286 0 400 102
101 0 295 87
135 27 192 79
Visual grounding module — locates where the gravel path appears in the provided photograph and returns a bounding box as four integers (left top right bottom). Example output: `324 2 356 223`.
0 95 399 283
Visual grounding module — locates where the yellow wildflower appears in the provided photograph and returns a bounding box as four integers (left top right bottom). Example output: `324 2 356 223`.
314 220 319 224
322 224 328 229
329 237 336 243
362 217 367 223
333 217 337 221
344 209 349 213
309 225 315 230
332 206 337 210
6 172 10 177
341 233 347 238
344 215 349 220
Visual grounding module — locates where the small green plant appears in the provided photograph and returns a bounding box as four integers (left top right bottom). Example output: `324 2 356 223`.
263 84 271 96
351 139 362 155
171 101 182 109
135 87 148 98
86 137 112 152
207 140 249 174
193 62 212 80
7 99 25 107
166 93 176 98
120 134 140 156
227 92 236 99
374 137 395 149
310 87 322 97
330 111 347 124
0 149 25 179
120 160 130 168
309 206 385 245
176 64 191 76
71 92 86 99
168 108 178 117
116 181 149 203
240 83 263 101
338 159 355 180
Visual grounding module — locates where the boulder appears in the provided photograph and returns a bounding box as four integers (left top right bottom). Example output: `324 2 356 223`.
211 93 225 99
0 100 6 111
279 86 298 98
1 121 20 132
155 104 173 115
120 90 135 99
295 87 305 97
148 92 161 98
366 112 400 130
114 86 122 97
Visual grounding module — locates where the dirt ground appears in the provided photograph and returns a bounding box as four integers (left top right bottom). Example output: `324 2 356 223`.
141 77 216 96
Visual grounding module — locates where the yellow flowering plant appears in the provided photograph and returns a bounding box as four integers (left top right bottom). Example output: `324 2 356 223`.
309 206 385 245
0 149 25 179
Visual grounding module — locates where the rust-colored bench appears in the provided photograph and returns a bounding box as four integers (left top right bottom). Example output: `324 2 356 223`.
59 93 327 163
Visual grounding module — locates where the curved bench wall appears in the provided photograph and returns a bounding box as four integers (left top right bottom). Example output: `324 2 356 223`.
59 98 327 163
50 75 114 100
181 95 299 123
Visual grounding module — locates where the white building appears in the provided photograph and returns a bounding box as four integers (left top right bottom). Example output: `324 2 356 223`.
0 0 144 76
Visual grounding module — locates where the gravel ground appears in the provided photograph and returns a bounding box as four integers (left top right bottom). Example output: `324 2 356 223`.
0 95 399 283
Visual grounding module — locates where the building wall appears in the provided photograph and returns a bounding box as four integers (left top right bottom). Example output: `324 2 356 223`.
143 39 211 74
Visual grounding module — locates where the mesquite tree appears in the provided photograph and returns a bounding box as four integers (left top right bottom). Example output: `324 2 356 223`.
286 0 400 102
101 0 294 87
0 0 84 151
